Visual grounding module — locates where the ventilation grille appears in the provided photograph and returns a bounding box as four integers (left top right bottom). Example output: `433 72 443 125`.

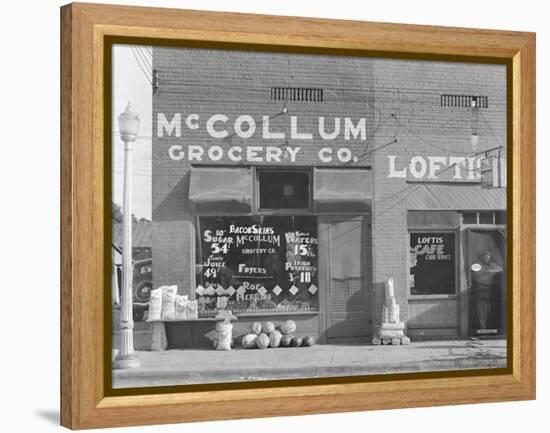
271 87 324 102
441 94 488 109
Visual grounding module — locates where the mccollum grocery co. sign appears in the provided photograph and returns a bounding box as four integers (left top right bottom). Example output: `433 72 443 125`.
157 113 368 164
157 112 482 180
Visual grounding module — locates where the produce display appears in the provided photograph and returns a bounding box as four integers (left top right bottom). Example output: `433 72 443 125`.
256 333 270 349
239 320 316 349
280 334 294 347
291 336 303 347
263 321 275 334
269 330 282 348
303 335 316 347
241 333 258 349
280 320 296 335
250 321 262 335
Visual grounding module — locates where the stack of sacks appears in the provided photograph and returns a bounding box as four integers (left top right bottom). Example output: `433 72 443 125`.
147 285 199 321
372 277 410 346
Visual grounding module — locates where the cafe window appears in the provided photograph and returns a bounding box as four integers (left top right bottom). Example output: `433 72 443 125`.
409 232 456 295
195 215 319 316
258 170 310 210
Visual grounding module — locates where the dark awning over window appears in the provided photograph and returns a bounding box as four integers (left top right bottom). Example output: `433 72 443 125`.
189 167 252 213
313 168 372 212
407 211 460 228
407 183 506 210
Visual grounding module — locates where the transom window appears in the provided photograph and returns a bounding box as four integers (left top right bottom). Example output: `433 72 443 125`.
258 170 311 210
462 211 506 225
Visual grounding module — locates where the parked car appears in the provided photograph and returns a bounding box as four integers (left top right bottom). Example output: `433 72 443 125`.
113 257 152 322
133 258 152 303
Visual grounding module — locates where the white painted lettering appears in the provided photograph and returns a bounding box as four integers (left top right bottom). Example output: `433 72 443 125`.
185 113 199 130
388 155 407 178
234 115 256 139
262 116 284 139
168 144 184 160
290 116 312 140
319 117 340 140
409 156 428 178
157 113 181 137
206 114 229 138
344 118 366 140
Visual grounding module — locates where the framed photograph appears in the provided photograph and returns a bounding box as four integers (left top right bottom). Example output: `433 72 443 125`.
60 3 535 429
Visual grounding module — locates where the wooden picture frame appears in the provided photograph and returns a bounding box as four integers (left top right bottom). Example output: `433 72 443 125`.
60 2 535 429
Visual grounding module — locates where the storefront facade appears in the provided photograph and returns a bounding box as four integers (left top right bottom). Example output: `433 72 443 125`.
151 48 506 347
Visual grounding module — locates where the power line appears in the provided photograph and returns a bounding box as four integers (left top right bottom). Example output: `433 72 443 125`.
130 45 152 85
479 110 505 148
134 46 152 71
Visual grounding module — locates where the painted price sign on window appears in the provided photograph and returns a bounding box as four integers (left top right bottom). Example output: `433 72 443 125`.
197 216 319 314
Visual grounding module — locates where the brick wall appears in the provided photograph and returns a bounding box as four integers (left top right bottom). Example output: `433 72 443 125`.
152 47 506 331
370 59 506 326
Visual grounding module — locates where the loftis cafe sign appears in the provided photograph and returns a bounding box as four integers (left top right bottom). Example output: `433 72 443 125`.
388 155 482 181
157 113 368 164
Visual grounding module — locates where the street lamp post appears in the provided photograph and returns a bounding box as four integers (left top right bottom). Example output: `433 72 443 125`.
113 102 141 370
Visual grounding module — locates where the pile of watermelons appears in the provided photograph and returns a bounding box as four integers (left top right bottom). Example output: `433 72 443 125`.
241 320 316 349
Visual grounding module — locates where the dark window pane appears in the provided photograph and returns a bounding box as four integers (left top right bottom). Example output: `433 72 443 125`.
495 211 507 225
410 232 456 295
259 171 309 209
462 212 477 224
479 212 493 224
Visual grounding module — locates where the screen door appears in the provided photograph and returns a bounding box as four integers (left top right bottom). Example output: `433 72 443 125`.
324 216 370 341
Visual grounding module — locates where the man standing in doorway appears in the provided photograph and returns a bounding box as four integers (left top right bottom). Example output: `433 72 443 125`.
471 250 503 330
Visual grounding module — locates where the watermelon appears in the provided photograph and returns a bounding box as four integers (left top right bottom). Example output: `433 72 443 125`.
241 334 258 349
269 330 283 348
280 334 293 347
256 333 270 349
250 321 262 335
280 320 296 335
263 321 275 334
291 336 303 347
303 335 316 347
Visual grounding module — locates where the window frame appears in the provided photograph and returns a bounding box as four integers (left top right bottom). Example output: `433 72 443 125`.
408 228 459 299
254 167 314 215
461 210 507 227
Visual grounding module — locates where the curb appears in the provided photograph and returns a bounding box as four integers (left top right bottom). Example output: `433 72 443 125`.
112 357 507 387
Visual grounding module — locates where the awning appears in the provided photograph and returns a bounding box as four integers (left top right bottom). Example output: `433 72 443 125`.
313 168 372 212
407 183 506 210
188 167 252 212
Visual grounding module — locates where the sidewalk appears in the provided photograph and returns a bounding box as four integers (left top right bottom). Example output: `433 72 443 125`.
112 338 507 388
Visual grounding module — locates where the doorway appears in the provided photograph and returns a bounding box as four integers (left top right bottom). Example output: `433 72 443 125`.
320 216 371 342
466 229 506 336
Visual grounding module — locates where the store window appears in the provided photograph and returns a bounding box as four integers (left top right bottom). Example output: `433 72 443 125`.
258 171 310 210
195 215 319 316
409 232 456 295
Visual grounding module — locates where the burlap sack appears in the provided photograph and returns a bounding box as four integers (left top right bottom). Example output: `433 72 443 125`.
148 287 163 321
160 285 177 320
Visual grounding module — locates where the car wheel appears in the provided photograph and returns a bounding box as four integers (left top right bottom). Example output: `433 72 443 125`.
134 280 152 303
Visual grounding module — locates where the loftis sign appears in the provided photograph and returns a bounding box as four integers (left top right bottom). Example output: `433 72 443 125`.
157 113 368 164
387 155 482 180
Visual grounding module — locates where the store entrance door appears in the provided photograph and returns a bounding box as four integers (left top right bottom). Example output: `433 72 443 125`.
467 229 506 336
321 216 370 342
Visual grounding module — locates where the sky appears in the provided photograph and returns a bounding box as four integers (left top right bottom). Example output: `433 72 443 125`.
112 44 152 220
